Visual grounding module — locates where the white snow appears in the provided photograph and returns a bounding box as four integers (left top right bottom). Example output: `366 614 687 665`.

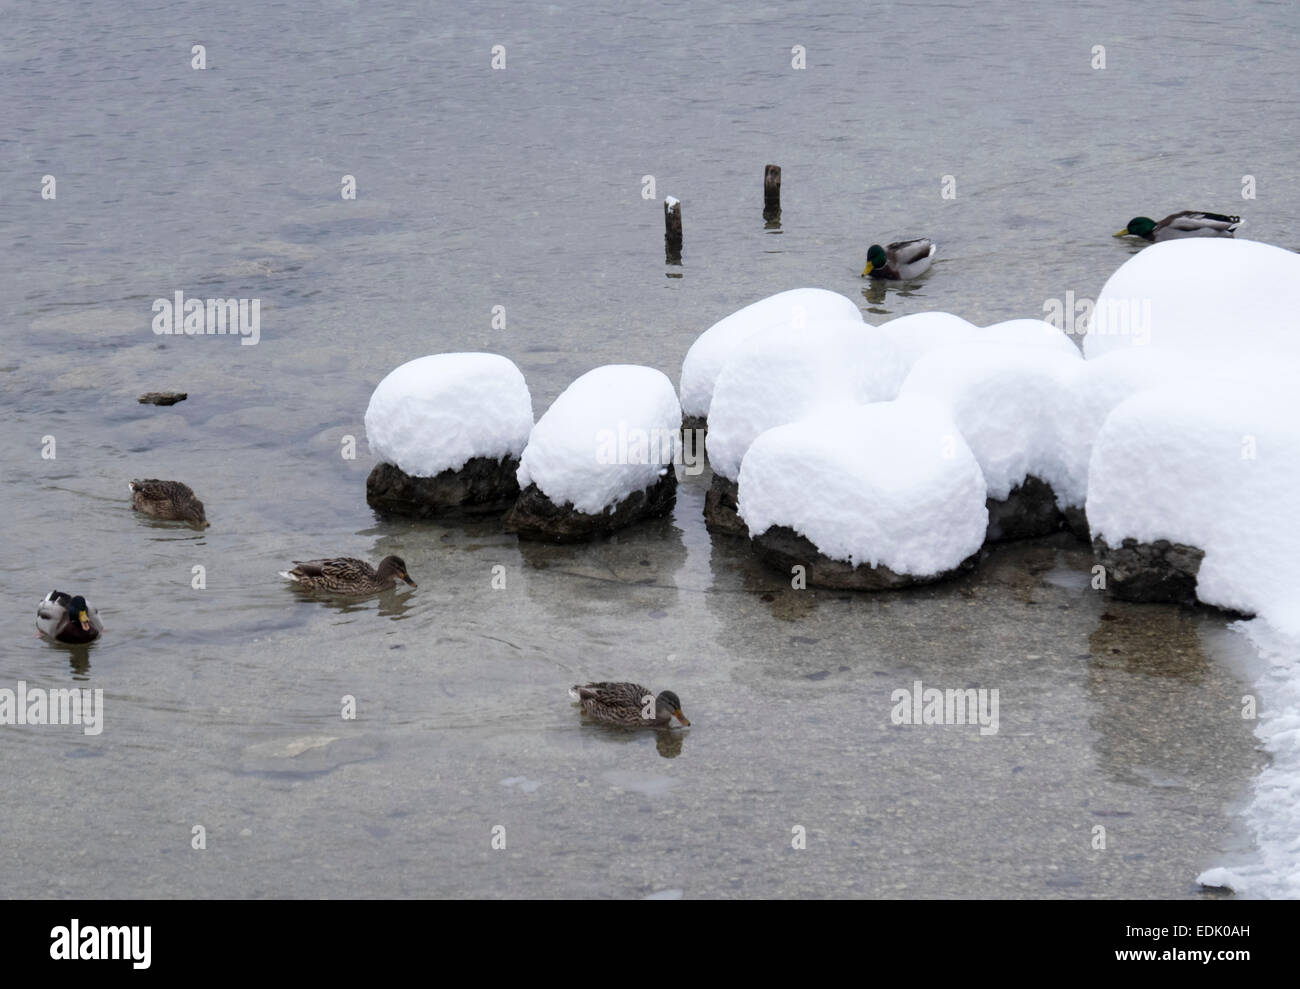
1196 620 1300 899
678 288 863 419
705 319 902 480
977 318 1080 357
1086 374 1300 633
664 196 679 209
517 364 681 514
899 342 1085 503
737 399 988 576
870 311 978 370
1084 238 1300 360
364 353 533 476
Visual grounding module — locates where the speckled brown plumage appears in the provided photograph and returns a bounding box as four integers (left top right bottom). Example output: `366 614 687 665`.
570 682 690 728
129 478 209 528
279 555 416 595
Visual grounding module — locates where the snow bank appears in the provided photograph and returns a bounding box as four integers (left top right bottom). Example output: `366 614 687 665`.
899 342 1085 504
706 319 902 481
1084 238 1300 360
1087 376 1300 632
517 365 681 514
1198 620 1300 899
365 353 533 476
737 399 988 576
679 288 862 419
978 318 1080 357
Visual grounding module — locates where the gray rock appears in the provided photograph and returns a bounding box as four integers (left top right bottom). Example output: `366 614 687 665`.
703 474 747 537
752 524 979 590
1093 536 1204 605
137 391 187 406
985 475 1065 542
366 457 520 519
681 414 707 436
504 470 677 543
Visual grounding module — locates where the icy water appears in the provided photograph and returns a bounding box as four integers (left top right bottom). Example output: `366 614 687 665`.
3 0 1297 897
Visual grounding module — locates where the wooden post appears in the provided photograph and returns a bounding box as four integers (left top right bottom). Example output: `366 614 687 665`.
763 164 781 221
664 196 682 262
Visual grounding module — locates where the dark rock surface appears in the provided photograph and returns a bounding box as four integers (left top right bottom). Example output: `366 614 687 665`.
703 474 747 537
1093 536 1205 605
985 475 1065 542
752 524 979 590
366 457 520 519
138 391 187 406
681 414 707 436
504 469 677 543
1061 505 1090 542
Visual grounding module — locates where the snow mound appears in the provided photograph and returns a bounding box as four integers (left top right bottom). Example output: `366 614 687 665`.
679 288 862 419
1196 620 1300 899
899 342 1085 504
517 365 681 514
978 318 1080 357
365 353 534 476
1084 238 1300 360
737 399 988 575
1086 376 1300 632
706 319 903 481
872 311 979 369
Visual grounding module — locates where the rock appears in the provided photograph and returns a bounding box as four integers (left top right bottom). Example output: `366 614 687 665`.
985 475 1065 542
753 524 979 590
138 391 187 406
366 457 520 519
504 470 677 543
1092 536 1204 605
681 414 707 437
1061 505 1090 542
703 475 747 537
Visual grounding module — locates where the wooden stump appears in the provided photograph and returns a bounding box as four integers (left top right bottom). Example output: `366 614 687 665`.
664 196 682 262
763 164 781 222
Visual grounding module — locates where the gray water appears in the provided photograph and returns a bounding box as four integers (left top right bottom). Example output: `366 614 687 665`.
2 0 1296 897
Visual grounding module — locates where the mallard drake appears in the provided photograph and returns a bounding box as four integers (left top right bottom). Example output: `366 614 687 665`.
279 555 416 594
862 238 936 279
36 590 103 644
129 478 209 528
1114 211 1240 242
569 682 690 728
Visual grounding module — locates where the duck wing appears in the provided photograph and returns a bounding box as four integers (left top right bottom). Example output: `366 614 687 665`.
887 238 934 264
1163 211 1240 233
291 557 373 579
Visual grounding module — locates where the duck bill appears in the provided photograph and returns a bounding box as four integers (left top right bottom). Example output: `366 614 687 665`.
78 610 91 631
861 263 874 276
1112 229 1130 238
674 709 691 727
401 575 417 587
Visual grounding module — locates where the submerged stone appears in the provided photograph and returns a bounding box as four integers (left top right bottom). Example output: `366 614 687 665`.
366 456 520 519
504 470 677 543
752 524 979 590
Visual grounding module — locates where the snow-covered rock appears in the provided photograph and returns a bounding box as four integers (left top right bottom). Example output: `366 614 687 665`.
678 288 862 421
706 319 900 482
871 311 978 372
978 318 1080 357
1087 375 1300 630
365 353 533 476
1084 238 1300 360
738 399 988 586
900 342 1085 506
506 365 681 540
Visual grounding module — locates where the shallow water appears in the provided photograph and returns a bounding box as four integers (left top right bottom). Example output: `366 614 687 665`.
3 0 1296 897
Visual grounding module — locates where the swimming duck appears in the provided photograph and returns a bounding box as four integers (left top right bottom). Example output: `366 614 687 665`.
36 590 104 644
1114 211 1240 242
129 479 209 528
279 555 416 594
862 238 936 279
570 682 690 728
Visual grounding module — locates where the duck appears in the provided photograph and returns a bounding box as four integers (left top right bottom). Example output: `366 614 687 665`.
129 479 209 528
862 238 936 279
36 590 104 644
569 682 690 728
1114 211 1240 242
279 555 416 595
